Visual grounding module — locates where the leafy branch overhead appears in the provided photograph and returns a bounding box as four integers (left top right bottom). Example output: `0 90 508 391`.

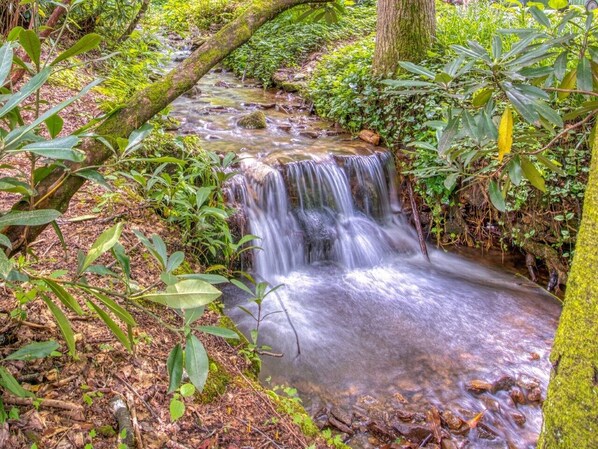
383 5 598 212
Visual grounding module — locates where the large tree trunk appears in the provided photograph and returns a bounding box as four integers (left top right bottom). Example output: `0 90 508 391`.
538 129 598 448
3 0 331 252
372 0 435 76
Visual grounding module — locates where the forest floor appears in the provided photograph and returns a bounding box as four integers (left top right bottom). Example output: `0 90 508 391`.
0 80 333 449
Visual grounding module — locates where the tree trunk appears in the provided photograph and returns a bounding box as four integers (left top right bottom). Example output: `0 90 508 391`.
4 0 331 252
538 128 598 448
372 0 436 76
117 0 151 44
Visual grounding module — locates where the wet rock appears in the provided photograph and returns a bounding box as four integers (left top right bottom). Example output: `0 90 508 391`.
215 80 234 88
516 374 540 390
467 379 493 393
396 409 415 422
527 387 543 403
277 124 292 133
441 410 463 431
330 407 352 427
476 423 498 440
299 131 320 139
393 392 408 404
329 416 353 435
358 129 380 145
509 387 526 405
510 411 526 426
480 396 501 412
492 375 516 393
367 421 396 440
392 422 432 443
441 439 458 449
280 81 303 93
237 111 267 129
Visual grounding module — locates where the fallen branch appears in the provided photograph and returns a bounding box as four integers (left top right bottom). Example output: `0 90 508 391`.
3 395 83 412
111 396 136 448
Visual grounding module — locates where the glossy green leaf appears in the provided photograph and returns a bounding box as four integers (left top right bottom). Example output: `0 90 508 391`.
179 383 196 397
167 344 183 393
19 30 41 68
169 398 185 421
20 136 83 162
86 289 136 326
184 307 205 326
529 6 551 28
577 57 593 92
52 33 102 66
185 334 209 392
0 251 12 279
521 157 546 192
488 180 506 212
86 300 132 352
5 341 59 361
79 223 123 274
0 234 12 250
0 43 14 87
507 157 523 186
74 169 111 190
0 367 33 398
398 61 435 79
196 326 239 340
142 279 222 309
44 279 84 315
42 294 76 356
0 67 51 119
166 251 185 273
44 114 64 139
558 69 577 99
0 209 61 227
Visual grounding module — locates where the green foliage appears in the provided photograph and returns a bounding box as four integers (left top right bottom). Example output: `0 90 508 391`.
156 0 241 35
68 0 143 42
223 3 377 86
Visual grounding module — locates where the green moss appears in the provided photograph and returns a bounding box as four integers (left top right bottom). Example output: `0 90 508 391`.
539 134 598 449
237 111 267 129
199 360 230 403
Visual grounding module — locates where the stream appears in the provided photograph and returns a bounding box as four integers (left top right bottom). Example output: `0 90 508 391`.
170 69 562 449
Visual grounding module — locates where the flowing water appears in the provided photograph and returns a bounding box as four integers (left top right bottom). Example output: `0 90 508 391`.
171 70 561 448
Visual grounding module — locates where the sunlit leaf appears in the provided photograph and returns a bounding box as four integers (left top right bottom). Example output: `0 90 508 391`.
186 334 209 391
498 107 513 162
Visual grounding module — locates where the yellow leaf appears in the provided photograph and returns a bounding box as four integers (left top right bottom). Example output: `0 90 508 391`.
467 410 486 429
498 107 513 162
558 69 577 100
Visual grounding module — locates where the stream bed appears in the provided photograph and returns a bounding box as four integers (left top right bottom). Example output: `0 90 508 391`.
170 69 561 449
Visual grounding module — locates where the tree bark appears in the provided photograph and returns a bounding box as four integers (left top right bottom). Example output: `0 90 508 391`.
117 0 151 44
538 128 598 448
3 0 331 252
372 0 436 76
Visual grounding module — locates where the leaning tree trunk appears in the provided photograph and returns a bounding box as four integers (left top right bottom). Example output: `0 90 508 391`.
117 0 151 44
3 0 331 252
538 128 598 448
372 0 435 76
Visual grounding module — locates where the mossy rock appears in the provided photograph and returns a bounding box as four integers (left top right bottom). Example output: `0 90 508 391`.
199 360 230 403
237 111 267 129
280 81 304 93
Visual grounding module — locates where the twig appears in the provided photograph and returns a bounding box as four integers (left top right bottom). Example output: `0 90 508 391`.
530 110 597 155
18 320 52 330
125 392 144 449
114 373 164 425
545 87 598 97
406 179 430 262
3 396 83 412
256 350 283 358
237 418 283 449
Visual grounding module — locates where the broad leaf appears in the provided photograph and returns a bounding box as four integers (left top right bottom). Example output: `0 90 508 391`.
521 157 546 192
0 367 33 398
44 279 84 315
19 30 41 68
558 69 577 99
577 57 593 93
86 300 132 352
79 223 123 274
0 43 14 87
196 326 239 340
142 279 222 309
167 344 183 393
5 341 59 361
488 180 506 212
42 294 76 356
52 33 102 66
44 114 64 139
0 209 61 228
21 136 83 162
0 67 51 119
185 334 209 391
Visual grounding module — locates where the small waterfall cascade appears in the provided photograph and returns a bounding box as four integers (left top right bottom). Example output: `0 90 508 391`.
228 150 419 278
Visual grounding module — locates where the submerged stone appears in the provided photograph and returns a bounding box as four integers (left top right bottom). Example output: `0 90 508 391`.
237 111 267 129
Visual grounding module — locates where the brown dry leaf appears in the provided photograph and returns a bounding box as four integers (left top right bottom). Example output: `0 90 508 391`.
467 410 486 429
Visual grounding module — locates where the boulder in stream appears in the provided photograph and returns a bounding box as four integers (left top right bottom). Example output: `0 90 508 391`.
237 111 267 129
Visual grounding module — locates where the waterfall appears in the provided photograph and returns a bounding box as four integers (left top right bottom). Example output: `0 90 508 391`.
230 150 419 278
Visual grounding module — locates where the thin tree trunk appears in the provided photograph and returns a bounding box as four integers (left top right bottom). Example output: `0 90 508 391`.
538 127 598 448
4 0 331 252
372 0 436 76
117 0 151 44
